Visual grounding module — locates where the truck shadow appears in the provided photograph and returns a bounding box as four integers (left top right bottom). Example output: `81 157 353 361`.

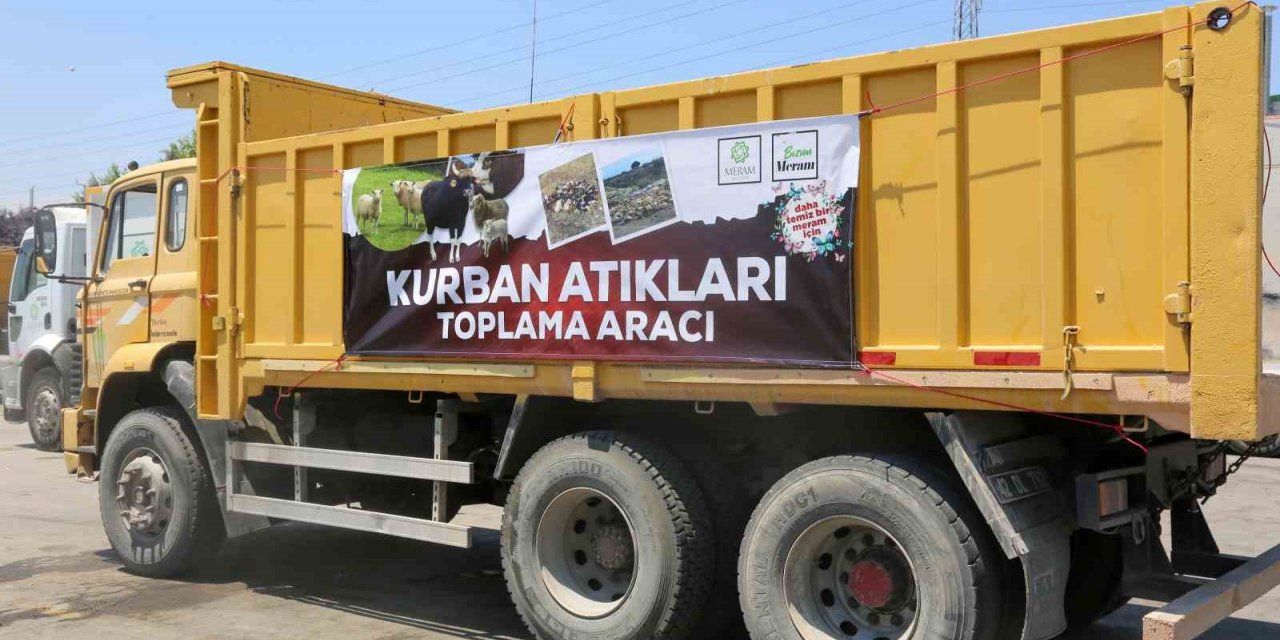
1062 601 1280 639
191 522 531 639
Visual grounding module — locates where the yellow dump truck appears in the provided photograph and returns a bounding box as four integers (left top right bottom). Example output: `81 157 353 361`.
29 3 1280 639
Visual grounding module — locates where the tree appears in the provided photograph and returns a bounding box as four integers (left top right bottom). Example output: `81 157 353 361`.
0 206 35 247
68 129 195 202
71 163 127 204
161 130 196 161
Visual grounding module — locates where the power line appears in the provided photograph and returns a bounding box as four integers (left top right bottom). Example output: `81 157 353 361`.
0 134 177 176
316 0 631 81
445 0 897 107
984 0 1165 12
365 0 711 93
0 122 190 157
0 111 179 148
382 0 750 95
448 0 940 108
550 0 942 95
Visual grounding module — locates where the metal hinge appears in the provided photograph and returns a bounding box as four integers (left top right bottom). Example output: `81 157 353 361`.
1164 281 1193 325
213 307 243 334
1164 45 1194 95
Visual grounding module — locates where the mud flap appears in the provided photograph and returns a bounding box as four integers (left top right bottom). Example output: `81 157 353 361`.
928 411 1071 640
164 359 269 538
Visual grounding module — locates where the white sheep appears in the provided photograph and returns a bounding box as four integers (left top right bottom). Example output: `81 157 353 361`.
356 188 384 231
480 218 509 258
389 180 426 228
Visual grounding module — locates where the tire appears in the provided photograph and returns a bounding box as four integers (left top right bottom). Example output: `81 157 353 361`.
738 455 1006 640
1063 530 1127 629
501 431 716 640
25 367 64 452
98 406 224 578
671 441 754 640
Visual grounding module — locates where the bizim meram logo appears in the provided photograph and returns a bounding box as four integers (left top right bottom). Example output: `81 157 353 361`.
771 130 819 181
718 135 761 185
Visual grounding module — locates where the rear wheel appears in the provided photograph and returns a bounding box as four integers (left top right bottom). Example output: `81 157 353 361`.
739 455 1007 640
501 431 716 640
98 406 223 577
25 367 63 451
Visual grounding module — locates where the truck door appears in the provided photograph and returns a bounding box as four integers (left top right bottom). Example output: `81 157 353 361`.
8 238 47 360
84 178 159 388
149 174 195 342
3 237 47 410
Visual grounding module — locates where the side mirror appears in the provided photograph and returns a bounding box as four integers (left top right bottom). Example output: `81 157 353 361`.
32 208 57 275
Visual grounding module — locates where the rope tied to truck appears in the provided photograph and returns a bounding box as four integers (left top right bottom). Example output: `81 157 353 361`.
856 364 1150 454
272 354 348 419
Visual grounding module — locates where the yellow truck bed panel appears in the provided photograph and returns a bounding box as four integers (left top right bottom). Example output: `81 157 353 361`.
170 3 1270 440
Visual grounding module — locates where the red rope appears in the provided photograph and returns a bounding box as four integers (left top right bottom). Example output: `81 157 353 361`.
553 102 577 144
858 365 1150 454
272 354 348 419
858 2 1257 119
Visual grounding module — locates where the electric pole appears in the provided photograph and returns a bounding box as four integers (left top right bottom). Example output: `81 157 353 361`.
954 0 982 40
529 0 538 103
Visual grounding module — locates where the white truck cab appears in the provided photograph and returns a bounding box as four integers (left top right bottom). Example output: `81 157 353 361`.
3 206 89 450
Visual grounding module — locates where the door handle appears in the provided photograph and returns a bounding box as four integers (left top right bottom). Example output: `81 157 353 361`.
128 279 147 290
5 303 13 314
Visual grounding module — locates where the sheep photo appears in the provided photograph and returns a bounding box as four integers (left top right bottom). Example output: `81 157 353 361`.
350 162 442 252
350 152 522 259
538 152 608 248
600 144 678 242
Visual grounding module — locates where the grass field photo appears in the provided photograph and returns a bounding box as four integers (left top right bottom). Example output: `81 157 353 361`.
350 162 444 252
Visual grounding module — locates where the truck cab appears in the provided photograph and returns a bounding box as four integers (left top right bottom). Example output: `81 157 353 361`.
26 159 196 460
3 206 89 450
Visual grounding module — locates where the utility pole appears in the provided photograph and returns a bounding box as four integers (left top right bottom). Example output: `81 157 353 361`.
529 0 538 103
954 0 981 40
28 187 33 210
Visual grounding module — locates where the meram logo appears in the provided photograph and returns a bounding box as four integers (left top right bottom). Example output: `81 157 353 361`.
718 135 761 185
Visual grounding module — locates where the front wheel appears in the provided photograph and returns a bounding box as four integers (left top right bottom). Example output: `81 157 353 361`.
98 406 223 577
738 455 1007 640
25 367 63 451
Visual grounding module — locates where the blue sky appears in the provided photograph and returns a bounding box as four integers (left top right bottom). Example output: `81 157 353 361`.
0 0 1272 208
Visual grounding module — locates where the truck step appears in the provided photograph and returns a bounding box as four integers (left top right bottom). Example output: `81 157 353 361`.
223 395 478 548
229 441 473 483
226 493 472 548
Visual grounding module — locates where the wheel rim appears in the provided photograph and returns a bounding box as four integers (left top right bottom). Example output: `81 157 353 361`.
30 386 60 442
535 487 638 618
784 516 918 639
114 448 174 539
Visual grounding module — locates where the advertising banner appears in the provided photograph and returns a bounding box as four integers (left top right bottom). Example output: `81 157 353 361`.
342 115 858 366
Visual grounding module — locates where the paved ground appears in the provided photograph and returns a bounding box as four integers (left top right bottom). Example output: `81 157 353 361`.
1 421 1279 639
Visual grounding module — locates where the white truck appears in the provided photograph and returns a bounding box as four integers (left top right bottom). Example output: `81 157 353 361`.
3 205 90 450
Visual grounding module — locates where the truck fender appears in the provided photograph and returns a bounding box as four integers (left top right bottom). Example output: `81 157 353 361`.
159 359 270 539
23 334 72 393
494 394 581 480
927 411 1071 640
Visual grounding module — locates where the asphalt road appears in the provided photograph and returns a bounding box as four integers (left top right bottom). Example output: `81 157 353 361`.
2 420 1279 639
